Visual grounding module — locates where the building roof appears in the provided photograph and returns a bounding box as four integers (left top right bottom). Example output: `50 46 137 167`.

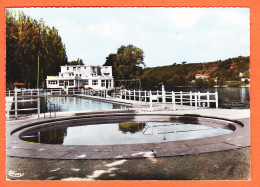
13 83 25 86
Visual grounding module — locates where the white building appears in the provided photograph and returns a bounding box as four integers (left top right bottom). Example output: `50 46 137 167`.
46 65 113 90
195 74 210 79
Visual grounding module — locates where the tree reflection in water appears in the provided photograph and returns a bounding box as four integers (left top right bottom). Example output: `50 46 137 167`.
118 122 146 134
21 128 68 144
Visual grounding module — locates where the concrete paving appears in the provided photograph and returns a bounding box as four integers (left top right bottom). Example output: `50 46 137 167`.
6 110 250 160
6 147 250 180
5 96 251 180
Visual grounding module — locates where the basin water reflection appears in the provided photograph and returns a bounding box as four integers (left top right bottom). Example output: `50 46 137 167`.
20 122 233 145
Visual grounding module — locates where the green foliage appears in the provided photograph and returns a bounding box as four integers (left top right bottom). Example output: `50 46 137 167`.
68 58 84 65
217 77 226 86
244 79 249 84
227 81 243 87
195 78 203 87
6 9 68 89
118 122 146 133
140 56 249 89
104 45 145 89
208 78 215 87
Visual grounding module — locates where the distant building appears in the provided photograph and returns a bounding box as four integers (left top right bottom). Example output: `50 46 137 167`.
46 65 113 90
195 74 210 79
241 78 250 83
231 63 238 69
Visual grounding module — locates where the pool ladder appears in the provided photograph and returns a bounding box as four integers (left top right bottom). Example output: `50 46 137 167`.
43 98 57 118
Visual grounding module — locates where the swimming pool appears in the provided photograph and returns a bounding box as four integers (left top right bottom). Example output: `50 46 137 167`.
20 121 233 145
43 96 130 112
12 96 130 114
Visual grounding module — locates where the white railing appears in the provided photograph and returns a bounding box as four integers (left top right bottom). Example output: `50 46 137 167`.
114 89 218 110
79 88 218 110
6 89 40 120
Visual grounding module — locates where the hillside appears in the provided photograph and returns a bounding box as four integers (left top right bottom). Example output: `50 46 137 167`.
140 56 249 90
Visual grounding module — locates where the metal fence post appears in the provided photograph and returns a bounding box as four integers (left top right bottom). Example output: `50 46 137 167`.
133 90 136 101
139 90 141 101
198 92 201 107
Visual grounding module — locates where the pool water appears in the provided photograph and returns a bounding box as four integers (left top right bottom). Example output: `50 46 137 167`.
12 96 129 114
20 122 233 145
43 97 130 112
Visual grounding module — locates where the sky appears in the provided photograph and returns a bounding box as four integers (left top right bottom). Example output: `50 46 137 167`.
10 7 250 67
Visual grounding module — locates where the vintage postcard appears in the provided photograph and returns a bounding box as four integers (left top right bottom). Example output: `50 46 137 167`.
1 0 259 186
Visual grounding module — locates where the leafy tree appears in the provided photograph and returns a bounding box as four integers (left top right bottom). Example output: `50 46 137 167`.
118 122 146 133
6 9 67 89
104 45 145 88
208 78 215 87
217 77 226 85
68 58 84 65
195 78 203 87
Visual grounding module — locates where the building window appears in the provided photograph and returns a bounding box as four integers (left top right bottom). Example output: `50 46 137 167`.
101 80 105 87
83 80 89 85
59 81 64 86
61 74 63 77
48 81 57 85
85 67 86 69
78 67 81 70
67 67 69 70
73 67 76 71
79 74 82 77
69 80 74 86
92 80 98 85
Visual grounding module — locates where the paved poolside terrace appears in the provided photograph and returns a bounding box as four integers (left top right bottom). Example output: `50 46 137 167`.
5 93 250 180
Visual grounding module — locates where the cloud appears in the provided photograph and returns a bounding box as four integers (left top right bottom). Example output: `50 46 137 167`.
165 8 204 29
87 20 126 38
11 7 249 67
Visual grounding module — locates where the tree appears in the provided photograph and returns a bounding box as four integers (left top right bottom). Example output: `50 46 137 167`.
244 79 249 85
68 58 84 65
104 45 145 88
217 77 226 86
208 78 215 87
6 9 68 88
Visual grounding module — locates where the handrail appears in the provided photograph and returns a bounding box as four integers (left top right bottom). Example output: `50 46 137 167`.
44 98 57 118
